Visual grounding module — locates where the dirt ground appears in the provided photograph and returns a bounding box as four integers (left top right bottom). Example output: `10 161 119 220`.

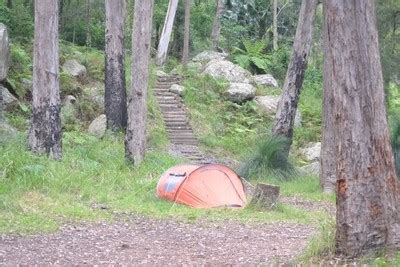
0 214 315 265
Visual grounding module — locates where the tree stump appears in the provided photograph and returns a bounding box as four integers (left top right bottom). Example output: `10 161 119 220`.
250 183 280 210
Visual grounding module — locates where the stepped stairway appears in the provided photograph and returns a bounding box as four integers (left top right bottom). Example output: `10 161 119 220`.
154 74 211 164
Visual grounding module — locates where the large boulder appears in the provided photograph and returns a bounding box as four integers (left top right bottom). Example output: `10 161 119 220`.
170 84 185 96
202 60 251 83
252 74 279 88
62 60 87 78
226 83 256 104
254 95 302 127
88 114 106 138
192 51 227 63
300 142 321 162
0 23 10 82
0 85 18 111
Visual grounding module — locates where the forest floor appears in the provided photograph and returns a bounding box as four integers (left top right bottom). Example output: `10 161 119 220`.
0 212 318 265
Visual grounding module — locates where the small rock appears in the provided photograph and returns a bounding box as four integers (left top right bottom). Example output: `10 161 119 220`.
62 59 87 78
88 114 106 138
63 95 77 106
0 23 10 82
252 74 279 88
156 70 167 77
300 161 320 175
169 84 185 96
254 95 302 127
300 142 321 162
0 85 18 111
226 83 256 104
192 50 227 63
202 60 251 83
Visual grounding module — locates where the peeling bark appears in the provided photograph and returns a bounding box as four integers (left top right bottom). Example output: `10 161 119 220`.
272 0 318 157
324 0 400 257
28 0 62 160
105 0 127 131
125 0 154 165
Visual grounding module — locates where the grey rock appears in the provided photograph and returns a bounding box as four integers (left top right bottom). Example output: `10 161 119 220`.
300 161 320 176
156 70 167 77
84 86 104 108
88 114 107 138
169 84 185 96
63 95 77 106
0 85 18 110
202 59 251 83
300 142 321 162
252 74 279 88
226 83 256 104
254 95 302 127
62 60 87 78
21 78 33 92
192 51 227 63
0 23 10 82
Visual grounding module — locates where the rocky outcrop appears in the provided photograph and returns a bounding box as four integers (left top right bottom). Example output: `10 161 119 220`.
252 74 278 88
0 23 10 82
202 60 251 83
169 84 185 96
88 114 107 138
192 51 227 63
62 60 87 78
254 95 302 127
300 142 321 162
226 83 256 104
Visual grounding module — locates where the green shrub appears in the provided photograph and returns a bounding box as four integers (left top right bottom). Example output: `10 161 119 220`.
238 135 296 180
7 43 32 98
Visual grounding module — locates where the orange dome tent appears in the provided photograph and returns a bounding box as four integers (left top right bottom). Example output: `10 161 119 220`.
156 164 247 208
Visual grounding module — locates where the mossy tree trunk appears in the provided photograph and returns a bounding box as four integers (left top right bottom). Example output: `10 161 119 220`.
28 0 62 160
105 0 127 131
272 0 318 158
324 0 400 257
125 0 154 165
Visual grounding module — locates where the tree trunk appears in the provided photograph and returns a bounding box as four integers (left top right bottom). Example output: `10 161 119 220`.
125 0 154 165
272 0 318 157
86 0 91 47
324 0 400 257
182 0 191 66
272 0 278 50
156 0 179 66
320 4 335 193
211 0 224 51
28 0 62 160
105 0 127 131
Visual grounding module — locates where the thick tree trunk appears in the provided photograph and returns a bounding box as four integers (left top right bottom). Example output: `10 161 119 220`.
28 0 62 160
156 0 179 66
182 0 190 66
324 0 400 257
320 4 335 193
125 0 154 165
105 0 127 131
272 0 278 50
211 0 224 51
272 0 318 157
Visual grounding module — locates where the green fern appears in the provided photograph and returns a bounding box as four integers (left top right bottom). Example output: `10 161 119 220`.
233 39 271 74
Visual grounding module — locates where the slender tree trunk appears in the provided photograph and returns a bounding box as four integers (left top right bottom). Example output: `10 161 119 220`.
86 0 92 47
29 0 62 160
125 0 154 165
156 0 179 66
272 0 278 50
182 0 191 66
324 0 400 257
211 0 224 51
272 0 318 157
105 0 127 131
6 0 12 9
